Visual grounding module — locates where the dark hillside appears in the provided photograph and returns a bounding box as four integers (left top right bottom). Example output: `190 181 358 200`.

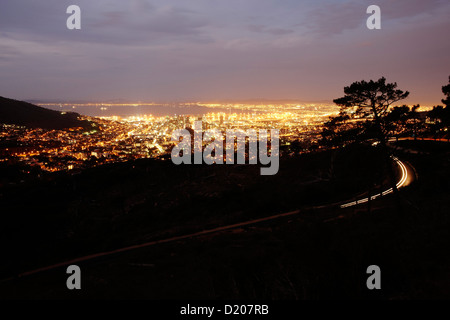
0 96 93 130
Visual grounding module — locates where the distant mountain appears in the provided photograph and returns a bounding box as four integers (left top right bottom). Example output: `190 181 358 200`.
0 96 94 130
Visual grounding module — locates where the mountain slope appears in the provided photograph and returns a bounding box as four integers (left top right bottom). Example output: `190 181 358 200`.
0 96 93 130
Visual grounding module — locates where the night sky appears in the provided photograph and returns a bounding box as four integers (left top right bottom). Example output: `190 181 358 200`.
1 0 449 104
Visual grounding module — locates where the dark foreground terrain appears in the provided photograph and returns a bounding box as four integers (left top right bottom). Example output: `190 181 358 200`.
0 142 449 299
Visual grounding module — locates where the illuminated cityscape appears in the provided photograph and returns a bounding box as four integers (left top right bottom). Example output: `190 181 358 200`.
0 102 339 173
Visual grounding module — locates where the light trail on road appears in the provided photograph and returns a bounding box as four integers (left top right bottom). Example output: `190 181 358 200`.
340 156 410 208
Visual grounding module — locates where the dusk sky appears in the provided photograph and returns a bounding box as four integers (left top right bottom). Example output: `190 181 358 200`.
1 0 449 105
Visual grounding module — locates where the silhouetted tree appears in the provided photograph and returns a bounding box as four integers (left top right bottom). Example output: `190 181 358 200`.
383 104 422 139
428 105 445 121
442 76 450 108
333 77 409 145
427 105 445 137
384 105 410 138
425 77 450 138
439 77 450 131
333 77 409 197
409 104 421 140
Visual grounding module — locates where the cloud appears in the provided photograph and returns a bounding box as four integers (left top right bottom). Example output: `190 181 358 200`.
0 44 19 62
248 24 294 36
301 0 450 36
0 0 212 46
380 0 448 20
302 1 366 36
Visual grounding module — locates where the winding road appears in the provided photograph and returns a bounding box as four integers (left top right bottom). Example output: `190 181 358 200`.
3 154 417 281
340 156 415 208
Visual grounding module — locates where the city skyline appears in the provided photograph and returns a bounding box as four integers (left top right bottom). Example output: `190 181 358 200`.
1 0 449 105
